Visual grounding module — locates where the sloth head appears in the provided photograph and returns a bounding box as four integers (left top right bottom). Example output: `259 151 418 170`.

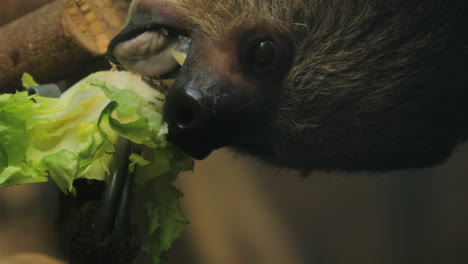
108 0 468 172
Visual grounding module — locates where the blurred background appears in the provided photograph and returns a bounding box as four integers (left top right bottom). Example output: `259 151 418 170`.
0 1 467 264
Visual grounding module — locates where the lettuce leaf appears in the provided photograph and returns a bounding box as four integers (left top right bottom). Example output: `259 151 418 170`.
0 71 193 264
133 147 193 264
21 73 39 89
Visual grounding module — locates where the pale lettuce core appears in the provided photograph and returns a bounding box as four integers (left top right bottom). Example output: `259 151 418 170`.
0 71 193 264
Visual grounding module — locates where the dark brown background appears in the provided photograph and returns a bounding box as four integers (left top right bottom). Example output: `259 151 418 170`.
1 1 467 264
0 0 51 25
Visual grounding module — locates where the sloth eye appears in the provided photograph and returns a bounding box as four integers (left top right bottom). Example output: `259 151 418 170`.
252 40 277 67
240 35 294 79
241 38 279 74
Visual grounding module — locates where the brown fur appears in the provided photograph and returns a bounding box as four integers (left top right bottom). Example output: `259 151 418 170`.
117 0 468 171
173 0 300 41
273 1 468 171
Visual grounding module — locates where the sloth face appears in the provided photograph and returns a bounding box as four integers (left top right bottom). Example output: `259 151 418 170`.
109 0 468 172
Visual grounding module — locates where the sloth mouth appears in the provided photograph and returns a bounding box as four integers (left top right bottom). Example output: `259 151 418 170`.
109 27 277 161
108 28 191 93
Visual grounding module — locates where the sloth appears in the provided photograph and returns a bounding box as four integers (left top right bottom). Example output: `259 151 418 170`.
108 0 468 172
54 1 468 263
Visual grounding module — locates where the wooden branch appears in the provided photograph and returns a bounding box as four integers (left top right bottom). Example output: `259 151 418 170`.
0 253 65 264
0 0 130 93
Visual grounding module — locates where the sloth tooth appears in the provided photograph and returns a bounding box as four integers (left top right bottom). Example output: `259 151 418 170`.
170 49 187 66
170 35 191 66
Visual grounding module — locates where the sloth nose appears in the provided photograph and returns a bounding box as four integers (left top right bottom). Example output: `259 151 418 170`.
163 71 269 160
166 89 205 131
164 87 216 159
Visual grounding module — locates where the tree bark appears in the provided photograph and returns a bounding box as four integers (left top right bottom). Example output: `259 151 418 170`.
0 0 130 93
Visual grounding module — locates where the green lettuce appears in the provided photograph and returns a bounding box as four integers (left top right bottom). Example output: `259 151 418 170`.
0 71 193 264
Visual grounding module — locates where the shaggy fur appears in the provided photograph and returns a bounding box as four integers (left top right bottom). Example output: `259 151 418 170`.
119 0 468 172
